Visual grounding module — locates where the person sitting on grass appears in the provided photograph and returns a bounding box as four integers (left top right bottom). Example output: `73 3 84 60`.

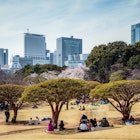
41 117 51 121
129 115 136 124
100 117 110 127
81 114 88 122
47 120 54 132
90 118 97 127
35 116 40 125
87 119 93 131
82 106 85 110
59 120 65 131
28 117 35 125
32 104 38 108
78 121 88 132
79 106 82 110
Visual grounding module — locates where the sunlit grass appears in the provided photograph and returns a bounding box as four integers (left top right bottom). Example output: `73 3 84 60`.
0 102 140 140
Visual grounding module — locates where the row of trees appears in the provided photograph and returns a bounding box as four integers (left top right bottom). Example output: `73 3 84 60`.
0 79 100 128
0 64 67 86
0 70 24 85
0 41 140 127
15 64 66 78
0 78 140 127
10 41 140 85
85 41 140 83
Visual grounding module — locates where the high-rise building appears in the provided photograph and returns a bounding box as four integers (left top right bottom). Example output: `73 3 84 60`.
64 53 89 68
56 36 82 66
53 50 57 65
10 55 33 72
24 33 47 65
46 50 54 64
131 23 140 44
0 48 8 66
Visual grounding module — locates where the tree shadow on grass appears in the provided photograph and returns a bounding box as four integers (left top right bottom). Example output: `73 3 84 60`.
0 120 28 125
0 126 122 136
94 126 121 132
0 128 40 136
108 116 140 125
47 128 78 135
49 126 121 135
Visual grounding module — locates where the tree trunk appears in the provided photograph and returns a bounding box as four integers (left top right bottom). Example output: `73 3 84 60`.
122 111 130 120
66 101 69 110
108 99 131 123
13 107 18 122
52 110 60 129
49 102 64 129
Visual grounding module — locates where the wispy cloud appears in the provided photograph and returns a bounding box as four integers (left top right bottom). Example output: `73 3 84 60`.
0 0 140 62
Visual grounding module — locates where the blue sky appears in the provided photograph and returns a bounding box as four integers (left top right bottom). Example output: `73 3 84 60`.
0 0 140 63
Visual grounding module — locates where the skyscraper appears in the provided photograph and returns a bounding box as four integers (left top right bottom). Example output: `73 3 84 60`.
131 23 140 44
56 36 82 66
0 48 8 66
24 33 47 65
10 55 33 71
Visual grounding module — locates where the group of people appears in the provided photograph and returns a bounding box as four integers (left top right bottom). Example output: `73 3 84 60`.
46 120 65 132
79 106 85 111
122 115 136 125
78 114 110 132
28 116 40 125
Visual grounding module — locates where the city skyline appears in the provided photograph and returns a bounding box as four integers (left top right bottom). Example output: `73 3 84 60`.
0 0 140 63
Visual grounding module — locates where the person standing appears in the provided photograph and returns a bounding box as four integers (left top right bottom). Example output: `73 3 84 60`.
5 108 10 122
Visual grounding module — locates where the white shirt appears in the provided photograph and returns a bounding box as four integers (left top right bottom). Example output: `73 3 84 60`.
79 123 88 130
28 119 34 125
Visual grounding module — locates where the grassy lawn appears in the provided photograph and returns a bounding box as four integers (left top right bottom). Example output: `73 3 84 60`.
0 102 140 140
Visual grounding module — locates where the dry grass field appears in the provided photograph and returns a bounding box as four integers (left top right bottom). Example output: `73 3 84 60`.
0 102 140 140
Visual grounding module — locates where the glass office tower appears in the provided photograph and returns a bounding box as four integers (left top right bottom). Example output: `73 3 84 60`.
24 33 46 65
56 36 82 66
131 23 140 44
0 48 8 65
